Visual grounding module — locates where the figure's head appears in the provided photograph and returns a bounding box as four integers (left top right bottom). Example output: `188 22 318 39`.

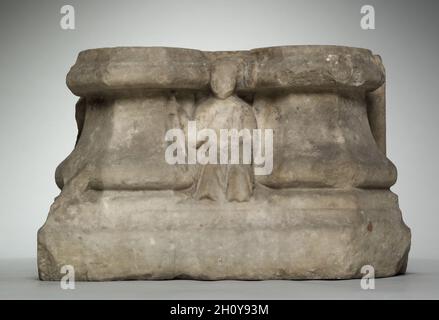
210 59 238 99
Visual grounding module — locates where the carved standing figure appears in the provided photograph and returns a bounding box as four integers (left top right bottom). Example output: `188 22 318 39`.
193 59 257 202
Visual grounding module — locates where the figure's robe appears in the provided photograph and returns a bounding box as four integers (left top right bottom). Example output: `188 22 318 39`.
194 95 256 202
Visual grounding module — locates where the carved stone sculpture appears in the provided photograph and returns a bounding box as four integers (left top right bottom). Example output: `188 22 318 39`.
38 46 411 280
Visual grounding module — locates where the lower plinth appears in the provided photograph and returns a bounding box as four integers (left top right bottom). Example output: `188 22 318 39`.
38 187 410 280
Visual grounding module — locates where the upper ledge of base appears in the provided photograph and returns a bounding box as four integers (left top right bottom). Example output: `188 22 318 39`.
66 46 385 97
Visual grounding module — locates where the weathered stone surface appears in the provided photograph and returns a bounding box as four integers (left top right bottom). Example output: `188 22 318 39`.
38 189 409 280
367 83 387 154
66 47 210 96
38 46 410 280
253 92 396 188
247 46 385 92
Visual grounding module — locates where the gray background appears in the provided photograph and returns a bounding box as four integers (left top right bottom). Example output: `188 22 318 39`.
0 0 438 267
